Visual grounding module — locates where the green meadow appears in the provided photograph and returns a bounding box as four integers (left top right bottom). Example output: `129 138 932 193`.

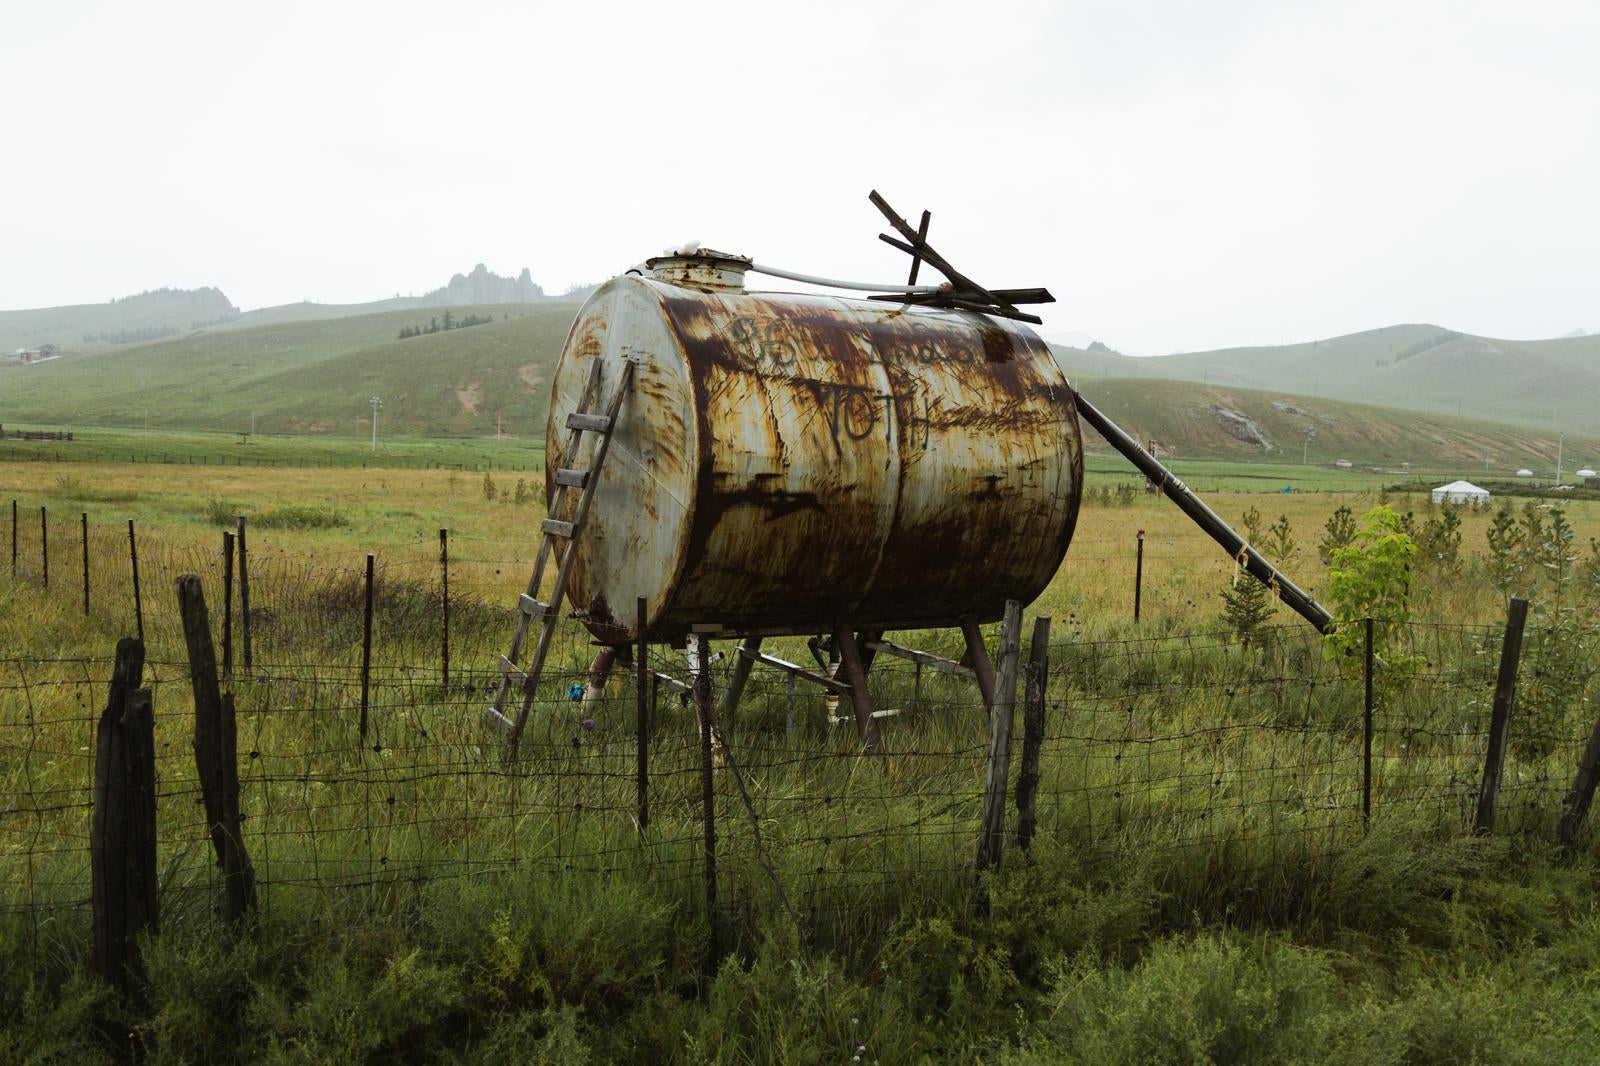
2 442 1599 1062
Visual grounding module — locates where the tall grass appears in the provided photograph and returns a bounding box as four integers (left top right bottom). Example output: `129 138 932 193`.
1 482 1598 1060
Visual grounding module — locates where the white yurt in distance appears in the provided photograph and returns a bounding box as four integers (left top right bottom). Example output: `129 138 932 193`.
1432 480 1491 505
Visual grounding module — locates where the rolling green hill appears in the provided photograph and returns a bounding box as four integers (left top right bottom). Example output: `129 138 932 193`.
1072 377 1598 473
5 299 1595 475
1056 324 1600 434
0 303 579 438
0 287 239 352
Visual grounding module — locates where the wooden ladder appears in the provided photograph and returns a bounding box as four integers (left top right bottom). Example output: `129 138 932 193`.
486 357 636 753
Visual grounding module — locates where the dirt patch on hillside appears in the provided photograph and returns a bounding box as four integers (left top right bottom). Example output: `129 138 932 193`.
456 382 483 414
518 363 543 394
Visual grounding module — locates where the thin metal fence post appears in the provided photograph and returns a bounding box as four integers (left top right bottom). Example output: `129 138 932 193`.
439 528 450 686
11 499 17 577
80 512 89 616
1134 528 1145 623
235 516 252 672
1475 597 1529 835
695 633 717 966
359 554 374 745
636 597 649 833
128 519 144 641
1363 617 1374 829
40 506 47 589
221 532 235 680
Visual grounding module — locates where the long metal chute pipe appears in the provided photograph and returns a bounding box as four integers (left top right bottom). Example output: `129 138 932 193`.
748 262 947 295
1074 393 1334 633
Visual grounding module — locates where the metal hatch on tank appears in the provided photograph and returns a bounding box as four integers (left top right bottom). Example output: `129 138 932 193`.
486 191 1332 755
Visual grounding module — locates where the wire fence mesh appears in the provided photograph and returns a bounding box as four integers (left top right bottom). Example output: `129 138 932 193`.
2 510 1597 967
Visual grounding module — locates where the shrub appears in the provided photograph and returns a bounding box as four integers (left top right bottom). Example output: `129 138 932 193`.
1323 505 1420 683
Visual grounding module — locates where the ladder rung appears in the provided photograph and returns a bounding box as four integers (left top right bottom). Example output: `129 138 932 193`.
566 412 611 433
498 656 528 688
518 594 551 618
553 467 589 488
541 518 575 539
483 707 514 732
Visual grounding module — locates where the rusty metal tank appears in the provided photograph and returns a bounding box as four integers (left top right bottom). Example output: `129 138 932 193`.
545 249 1083 643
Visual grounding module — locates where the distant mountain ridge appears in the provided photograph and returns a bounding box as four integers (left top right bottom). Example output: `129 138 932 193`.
0 267 586 354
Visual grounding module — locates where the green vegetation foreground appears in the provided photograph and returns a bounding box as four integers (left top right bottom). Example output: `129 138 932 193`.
2 457 1600 1062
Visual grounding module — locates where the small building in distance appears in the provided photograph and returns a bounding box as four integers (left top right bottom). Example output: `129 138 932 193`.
1516 468 1534 478
1334 458 1353 469
1432 480 1491 505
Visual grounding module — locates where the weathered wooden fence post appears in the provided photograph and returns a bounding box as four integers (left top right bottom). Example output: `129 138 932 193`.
1363 616 1374 829
235 515 252 672
976 599 1023 876
359 553 374 745
636 596 649 833
1014 614 1051 851
1558 689 1600 846
1474 597 1528 835
439 528 450 686
695 633 718 967
128 519 144 641
177 575 257 924
90 637 157 992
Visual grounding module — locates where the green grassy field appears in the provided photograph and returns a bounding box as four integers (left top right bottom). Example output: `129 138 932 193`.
0 425 544 471
3 439 1600 1061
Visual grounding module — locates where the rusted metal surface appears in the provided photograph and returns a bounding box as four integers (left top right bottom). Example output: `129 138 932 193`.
546 255 1084 643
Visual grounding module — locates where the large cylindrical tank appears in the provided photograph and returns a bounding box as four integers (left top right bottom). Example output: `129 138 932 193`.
545 251 1083 644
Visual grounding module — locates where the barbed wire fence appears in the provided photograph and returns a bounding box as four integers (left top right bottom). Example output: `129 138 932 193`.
2 502 1599 979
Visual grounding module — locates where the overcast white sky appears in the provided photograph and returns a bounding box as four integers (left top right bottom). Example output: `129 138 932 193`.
2 0 1595 353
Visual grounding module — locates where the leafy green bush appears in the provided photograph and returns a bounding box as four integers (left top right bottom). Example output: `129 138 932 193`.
1323 505 1420 683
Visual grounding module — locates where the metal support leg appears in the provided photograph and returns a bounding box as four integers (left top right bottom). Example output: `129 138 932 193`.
718 637 762 728
833 626 882 754
961 615 997 712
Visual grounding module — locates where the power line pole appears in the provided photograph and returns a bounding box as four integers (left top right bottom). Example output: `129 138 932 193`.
369 396 382 452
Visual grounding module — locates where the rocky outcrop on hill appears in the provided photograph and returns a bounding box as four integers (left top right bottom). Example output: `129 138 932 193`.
422 264 545 306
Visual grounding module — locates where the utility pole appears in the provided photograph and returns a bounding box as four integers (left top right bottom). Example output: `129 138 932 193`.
369 396 382 452
1556 432 1564 487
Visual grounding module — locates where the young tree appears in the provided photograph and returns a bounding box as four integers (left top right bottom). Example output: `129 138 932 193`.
1323 505 1420 683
